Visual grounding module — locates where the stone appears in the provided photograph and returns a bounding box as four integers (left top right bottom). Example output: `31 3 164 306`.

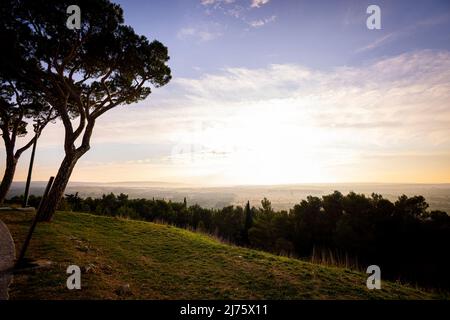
0 219 15 300
115 284 131 296
83 263 96 274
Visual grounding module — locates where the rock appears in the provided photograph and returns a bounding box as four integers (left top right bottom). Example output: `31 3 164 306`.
102 264 113 274
83 263 96 274
76 245 89 252
0 220 15 300
115 284 132 296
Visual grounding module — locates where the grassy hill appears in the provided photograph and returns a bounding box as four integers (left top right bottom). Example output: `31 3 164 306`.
1 210 441 299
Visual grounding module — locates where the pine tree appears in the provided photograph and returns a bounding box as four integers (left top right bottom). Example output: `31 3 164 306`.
243 201 253 245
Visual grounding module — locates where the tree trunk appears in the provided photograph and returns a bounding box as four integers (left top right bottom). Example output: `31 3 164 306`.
0 154 17 205
37 154 79 221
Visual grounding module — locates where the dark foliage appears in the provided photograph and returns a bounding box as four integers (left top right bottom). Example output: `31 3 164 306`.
7 191 450 289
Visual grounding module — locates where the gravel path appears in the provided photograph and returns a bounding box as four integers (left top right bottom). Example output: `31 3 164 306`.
0 219 15 300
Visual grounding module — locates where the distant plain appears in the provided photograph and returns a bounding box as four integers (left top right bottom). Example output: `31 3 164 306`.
8 182 450 213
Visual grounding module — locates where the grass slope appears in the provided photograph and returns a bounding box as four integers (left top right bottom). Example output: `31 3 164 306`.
1 210 439 299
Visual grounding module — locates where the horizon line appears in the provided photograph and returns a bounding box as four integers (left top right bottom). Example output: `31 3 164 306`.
10 180 450 187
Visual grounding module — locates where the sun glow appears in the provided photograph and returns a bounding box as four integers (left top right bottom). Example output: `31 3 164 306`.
9 52 450 185
169 100 344 185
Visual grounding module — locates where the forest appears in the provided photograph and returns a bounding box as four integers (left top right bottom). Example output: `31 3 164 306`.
7 191 450 290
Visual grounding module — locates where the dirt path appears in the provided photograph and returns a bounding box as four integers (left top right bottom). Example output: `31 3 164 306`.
0 218 15 300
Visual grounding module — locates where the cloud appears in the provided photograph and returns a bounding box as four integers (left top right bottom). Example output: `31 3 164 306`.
356 13 450 53
37 50 450 149
177 26 222 42
416 13 450 27
201 0 269 9
200 0 236 7
21 50 450 184
173 50 450 148
251 0 270 8
200 0 275 28
249 15 276 28
355 33 397 53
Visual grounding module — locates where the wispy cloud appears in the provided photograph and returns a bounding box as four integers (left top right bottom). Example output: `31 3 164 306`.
250 0 269 8
201 0 270 9
249 15 276 28
250 0 270 8
201 0 236 5
416 12 450 26
177 25 222 42
201 0 217 5
200 0 276 29
355 32 397 53
356 13 450 53
24 50 450 184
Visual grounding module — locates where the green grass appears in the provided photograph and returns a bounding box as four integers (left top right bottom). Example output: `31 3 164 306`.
0 210 442 299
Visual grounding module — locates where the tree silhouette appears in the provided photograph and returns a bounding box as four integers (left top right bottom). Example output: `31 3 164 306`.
260 197 273 213
0 88 55 203
242 201 253 244
2 0 171 219
0 7 56 203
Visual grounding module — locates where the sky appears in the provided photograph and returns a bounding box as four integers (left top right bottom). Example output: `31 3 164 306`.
4 0 450 185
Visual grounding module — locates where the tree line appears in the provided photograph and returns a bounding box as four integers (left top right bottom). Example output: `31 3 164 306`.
7 191 450 290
